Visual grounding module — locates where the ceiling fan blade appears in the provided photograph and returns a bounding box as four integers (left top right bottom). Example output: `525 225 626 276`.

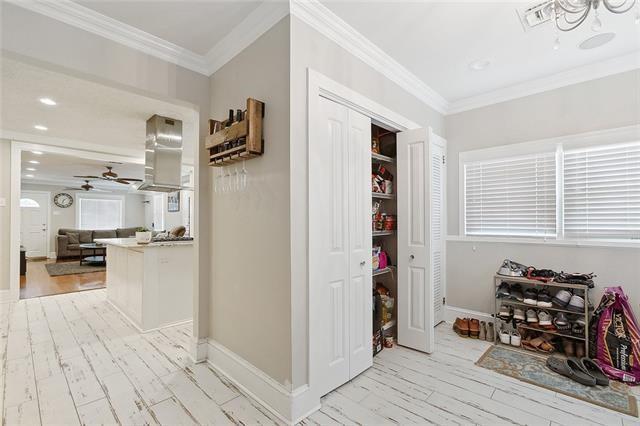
113 179 131 185
118 178 143 182
64 187 82 191
73 175 101 179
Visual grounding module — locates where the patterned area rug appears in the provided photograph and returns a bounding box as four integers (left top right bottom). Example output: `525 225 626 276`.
477 345 638 417
45 262 106 276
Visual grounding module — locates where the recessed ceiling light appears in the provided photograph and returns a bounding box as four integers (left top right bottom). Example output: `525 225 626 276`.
469 59 491 71
28 160 40 164
579 32 616 49
25 167 36 171
34 125 48 131
31 150 43 155
39 97 57 106
24 174 34 178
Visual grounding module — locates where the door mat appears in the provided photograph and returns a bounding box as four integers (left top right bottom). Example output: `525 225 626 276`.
477 345 637 417
45 262 106 277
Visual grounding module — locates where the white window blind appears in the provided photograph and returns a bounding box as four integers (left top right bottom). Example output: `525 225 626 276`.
78 197 123 230
465 153 557 238
564 143 640 240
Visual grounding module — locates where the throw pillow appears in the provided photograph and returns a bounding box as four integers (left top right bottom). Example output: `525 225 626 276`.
78 230 93 243
67 232 79 245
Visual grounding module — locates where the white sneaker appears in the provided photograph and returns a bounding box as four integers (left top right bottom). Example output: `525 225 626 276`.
499 329 511 345
513 308 526 321
510 330 521 347
526 309 539 323
538 310 552 326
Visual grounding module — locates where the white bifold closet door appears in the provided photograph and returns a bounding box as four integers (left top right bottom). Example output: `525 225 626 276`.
396 127 446 354
314 97 372 397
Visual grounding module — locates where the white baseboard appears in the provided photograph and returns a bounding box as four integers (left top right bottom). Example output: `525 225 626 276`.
0 289 13 304
206 339 319 425
190 337 208 363
444 305 493 324
48 251 57 259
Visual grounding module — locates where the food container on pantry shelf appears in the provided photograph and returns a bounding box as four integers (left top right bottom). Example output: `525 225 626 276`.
383 215 396 230
384 336 394 348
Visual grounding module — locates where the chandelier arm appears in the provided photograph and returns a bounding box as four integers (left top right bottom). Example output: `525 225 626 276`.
555 0 587 14
602 0 637 13
556 5 592 30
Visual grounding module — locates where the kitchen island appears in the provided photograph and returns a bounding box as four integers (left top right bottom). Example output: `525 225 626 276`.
94 238 193 332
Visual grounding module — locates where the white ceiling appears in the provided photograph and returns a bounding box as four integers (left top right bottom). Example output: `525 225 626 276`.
321 1 640 103
76 0 263 55
1 57 198 161
21 151 143 192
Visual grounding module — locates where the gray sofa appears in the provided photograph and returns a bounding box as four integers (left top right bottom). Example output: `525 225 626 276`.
56 227 139 258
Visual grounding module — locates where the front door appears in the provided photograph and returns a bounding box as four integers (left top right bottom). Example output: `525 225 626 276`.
20 191 49 258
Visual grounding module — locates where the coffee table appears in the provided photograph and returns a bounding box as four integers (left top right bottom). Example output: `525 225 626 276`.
79 243 106 266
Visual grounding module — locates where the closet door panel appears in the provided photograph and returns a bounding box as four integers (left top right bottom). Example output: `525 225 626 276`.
429 130 446 325
315 97 350 396
347 109 372 379
397 128 435 354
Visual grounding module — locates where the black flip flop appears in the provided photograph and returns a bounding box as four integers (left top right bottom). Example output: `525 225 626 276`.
546 356 596 386
580 358 610 386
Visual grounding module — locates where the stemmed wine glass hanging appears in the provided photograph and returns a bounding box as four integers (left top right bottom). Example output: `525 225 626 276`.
214 160 249 193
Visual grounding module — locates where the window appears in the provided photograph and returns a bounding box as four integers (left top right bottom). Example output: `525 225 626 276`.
464 153 556 238
462 137 640 243
564 143 640 240
77 196 123 230
20 198 40 208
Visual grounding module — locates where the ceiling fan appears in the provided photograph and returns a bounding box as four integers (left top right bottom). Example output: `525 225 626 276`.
74 165 142 185
64 180 110 192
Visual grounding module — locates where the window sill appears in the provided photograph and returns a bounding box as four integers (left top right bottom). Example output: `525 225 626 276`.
446 235 640 249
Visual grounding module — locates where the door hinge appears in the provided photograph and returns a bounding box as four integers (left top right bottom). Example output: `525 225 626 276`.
442 297 446 305
442 155 446 165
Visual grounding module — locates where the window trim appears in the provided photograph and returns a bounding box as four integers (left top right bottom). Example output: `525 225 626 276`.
458 125 640 245
75 193 125 230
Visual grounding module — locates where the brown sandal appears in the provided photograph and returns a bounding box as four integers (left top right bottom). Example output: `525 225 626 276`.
469 318 480 339
529 337 555 353
453 317 470 337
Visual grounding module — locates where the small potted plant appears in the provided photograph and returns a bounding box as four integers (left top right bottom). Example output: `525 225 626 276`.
135 227 152 244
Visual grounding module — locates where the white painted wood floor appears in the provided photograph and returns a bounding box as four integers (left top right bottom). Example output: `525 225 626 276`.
1 289 639 426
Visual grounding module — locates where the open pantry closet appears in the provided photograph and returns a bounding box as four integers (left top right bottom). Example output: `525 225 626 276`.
309 79 447 398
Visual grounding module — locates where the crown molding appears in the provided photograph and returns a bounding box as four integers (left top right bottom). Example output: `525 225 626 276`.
203 1 289 75
6 0 210 74
447 52 640 115
290 0 449 114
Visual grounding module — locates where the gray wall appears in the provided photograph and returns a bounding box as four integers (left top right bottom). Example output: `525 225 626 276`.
1 3 211 339
208 17 292 386
289 16 445 388
0 141 11 290
445 70 640 314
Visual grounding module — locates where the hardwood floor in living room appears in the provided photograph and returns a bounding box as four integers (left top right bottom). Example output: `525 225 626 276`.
20 259 105 299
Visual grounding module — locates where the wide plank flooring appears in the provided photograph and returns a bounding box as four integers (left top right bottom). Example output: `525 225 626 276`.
1 289 638 425
20 259 105 300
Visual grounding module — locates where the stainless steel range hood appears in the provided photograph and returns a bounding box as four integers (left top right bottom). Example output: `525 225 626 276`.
138 115 183 193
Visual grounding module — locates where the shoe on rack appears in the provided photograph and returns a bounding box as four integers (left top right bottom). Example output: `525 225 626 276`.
562 338 575 357
526 309 539 323
538 310 553 326
553 312 571 332
469 318 480 339
496 282 510 298
523 288 539 306
510 330 521 347
575 342 585 358
497 259 528 277
498 305 513 320
537 287 553 308
567 294 585 313
453 317 470 337
479 321 486 340
513 307 526 322
499 328 511 345
552 289 572 307
510 284 524 302
572 321 585 338
486 322 495 342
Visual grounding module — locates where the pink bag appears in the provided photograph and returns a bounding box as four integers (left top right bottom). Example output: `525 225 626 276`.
378 251 388 270
591 287 640 385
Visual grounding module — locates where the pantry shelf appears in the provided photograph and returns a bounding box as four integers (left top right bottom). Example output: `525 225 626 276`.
372 192 395 199
382 319 396 331
373 266 394 277
373 230 395 237
371 152 394 163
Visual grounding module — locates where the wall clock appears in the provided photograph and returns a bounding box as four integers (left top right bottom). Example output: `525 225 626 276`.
54 193 73 208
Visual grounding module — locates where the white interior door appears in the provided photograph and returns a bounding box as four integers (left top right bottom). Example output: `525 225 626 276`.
429 130 446 325
20 191 49 258
312 97 372 397
396 128 435 353
347 108 372 380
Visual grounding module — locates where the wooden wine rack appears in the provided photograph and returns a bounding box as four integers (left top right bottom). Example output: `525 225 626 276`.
206 98 265 167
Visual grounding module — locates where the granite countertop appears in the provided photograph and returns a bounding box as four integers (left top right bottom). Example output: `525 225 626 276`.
94 238 194 248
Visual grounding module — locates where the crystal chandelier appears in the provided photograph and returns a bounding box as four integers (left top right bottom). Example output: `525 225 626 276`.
553 0 637 32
